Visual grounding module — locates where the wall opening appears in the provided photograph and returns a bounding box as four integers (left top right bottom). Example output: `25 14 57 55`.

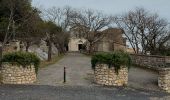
78 44 83 50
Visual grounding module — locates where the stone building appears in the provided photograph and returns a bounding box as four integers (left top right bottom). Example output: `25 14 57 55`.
68 37 87 52
94 28 126 52
68 28 126 52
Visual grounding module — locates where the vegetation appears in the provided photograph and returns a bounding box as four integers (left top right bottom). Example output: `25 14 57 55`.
2 52 40 74
0 0 69 66
115 8 170 55
0 0 44 67
91 51 131 73
40 54 64 68
45 6 170 55
160 49 170 56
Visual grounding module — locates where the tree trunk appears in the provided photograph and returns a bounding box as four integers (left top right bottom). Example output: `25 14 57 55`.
0 45 2 68
89 43 94 54
48 40 52 61
26 42 30 52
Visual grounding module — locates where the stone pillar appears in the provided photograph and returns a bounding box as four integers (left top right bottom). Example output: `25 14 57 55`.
1 64 37 84
94 64 128 86
158 68 170 92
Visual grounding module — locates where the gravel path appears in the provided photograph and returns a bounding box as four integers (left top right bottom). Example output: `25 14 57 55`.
128 67 159 91
0 53 168 100
37 53 93 86
0 85 169 100
37 52 160 91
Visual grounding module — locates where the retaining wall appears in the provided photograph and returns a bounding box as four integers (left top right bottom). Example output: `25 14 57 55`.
94 64 128 86
0 64 36 84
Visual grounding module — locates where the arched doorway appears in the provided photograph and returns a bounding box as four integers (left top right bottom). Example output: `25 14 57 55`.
78 40 83 51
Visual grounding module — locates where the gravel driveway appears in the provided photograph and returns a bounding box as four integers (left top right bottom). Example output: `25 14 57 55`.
37 52 159 91
37 52 94 86
0 52 168 100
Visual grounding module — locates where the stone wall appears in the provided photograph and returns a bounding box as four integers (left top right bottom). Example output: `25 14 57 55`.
158 68 170 92
0 64 36 84
94 64 128 86
130 54 170 70
131 54 170 93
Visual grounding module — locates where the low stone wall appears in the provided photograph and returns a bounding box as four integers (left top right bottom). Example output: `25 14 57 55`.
130 54 170 70
131 54 170 93
158 68 170 92
94 64 128 86
1 64 36 84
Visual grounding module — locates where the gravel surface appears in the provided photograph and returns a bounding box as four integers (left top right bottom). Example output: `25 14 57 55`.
128 67 159 91
37 52 160 91
0 85 169 100
37 53 93 86
0 52 168 100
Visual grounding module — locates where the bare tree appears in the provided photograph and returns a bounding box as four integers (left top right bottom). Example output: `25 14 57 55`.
69 9 112 53
41 21 62 61
43 6 72 31
53 32 70 54
41 6 72 56
115 8 170 54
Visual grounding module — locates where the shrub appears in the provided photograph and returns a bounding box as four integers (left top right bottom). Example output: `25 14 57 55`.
2 52 40 74
91 51 131 73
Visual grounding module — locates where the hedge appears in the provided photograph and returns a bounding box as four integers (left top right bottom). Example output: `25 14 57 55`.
2 52 40 74
91 51 131 73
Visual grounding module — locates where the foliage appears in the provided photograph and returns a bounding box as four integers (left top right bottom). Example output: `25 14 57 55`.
160 50 170 56
40 54 64 68
2 52 40 74
0 0 44 45
42 21 62 34
91 51 131 73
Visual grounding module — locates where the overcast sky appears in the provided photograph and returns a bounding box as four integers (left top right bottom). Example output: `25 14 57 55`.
32 0 170 22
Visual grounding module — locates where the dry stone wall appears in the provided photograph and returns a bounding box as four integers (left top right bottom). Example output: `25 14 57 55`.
1 64 36 84
94 64 128 86
131 54 170 93
130 54 170 69
158 68 170 92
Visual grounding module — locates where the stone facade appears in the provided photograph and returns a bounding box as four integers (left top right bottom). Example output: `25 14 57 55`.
69 28 126 52
158 68 170 92
68 37 86 51
0 64 36 84
94 28 126 52
94 64 128 86
130 54 170 70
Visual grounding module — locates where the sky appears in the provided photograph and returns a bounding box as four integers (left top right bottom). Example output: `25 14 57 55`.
32 0 170 22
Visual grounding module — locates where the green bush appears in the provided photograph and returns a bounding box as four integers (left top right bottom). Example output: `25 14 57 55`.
91 51 131 73
160 50 170 56
2 52 40 74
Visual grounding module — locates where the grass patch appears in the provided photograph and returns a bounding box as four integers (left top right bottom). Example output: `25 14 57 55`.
40 54 64 68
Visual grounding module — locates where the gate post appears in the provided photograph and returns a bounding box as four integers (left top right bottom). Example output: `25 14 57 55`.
158 68 170 93
63 67 66 83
